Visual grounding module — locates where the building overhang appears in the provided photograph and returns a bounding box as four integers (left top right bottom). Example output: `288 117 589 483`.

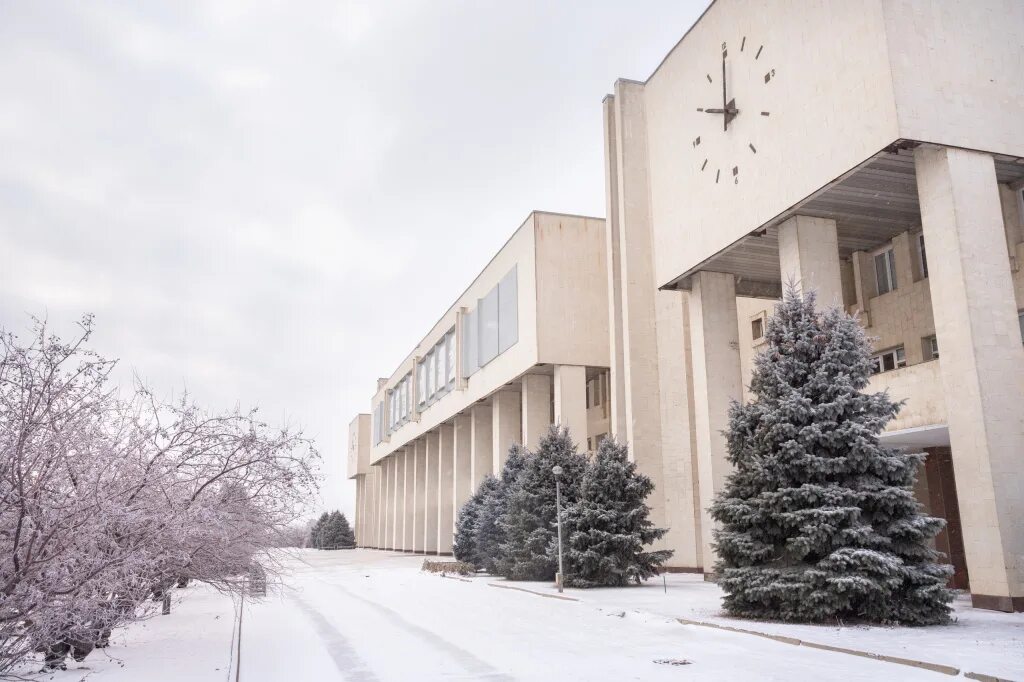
662 142 1024 298
879 423 949 450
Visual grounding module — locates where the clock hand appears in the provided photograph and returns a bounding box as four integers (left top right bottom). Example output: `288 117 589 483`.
722 53 727 131
700 107 739 114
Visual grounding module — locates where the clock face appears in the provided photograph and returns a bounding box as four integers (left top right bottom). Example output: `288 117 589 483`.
691 37 776 185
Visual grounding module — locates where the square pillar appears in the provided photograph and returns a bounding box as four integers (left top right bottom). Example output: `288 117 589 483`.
453 413 473 513
424 432 440 554
393 452 404 551
521 374 551 451
777 215 844 307
411 441 425 553
553 364 588 447
381 459 392 549
689 271 744 572
437 423 455 554
492 388 522 471
470 404 493 488
915 145 1024 611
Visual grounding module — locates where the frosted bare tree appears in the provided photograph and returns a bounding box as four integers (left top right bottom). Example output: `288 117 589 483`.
0 316 319 675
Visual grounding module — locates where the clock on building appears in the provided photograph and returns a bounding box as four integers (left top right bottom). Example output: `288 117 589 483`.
691 37 775 185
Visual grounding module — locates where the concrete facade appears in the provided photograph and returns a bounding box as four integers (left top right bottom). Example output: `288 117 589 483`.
348 0 1024 610
352 212 610 556
600 0 1024 608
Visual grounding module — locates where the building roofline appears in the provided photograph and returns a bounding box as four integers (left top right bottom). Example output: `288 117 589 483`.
645 0 717 85
374 210 605 393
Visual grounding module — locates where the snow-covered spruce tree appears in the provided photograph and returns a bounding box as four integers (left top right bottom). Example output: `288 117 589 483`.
453 477 495 565
310 512 329 549
476 444 529 575
709 287 952 625
499 426 587 581
563 438 673 587
337 513 356 549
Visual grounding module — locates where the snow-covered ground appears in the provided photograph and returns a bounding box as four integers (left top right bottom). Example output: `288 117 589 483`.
37 549 1024 681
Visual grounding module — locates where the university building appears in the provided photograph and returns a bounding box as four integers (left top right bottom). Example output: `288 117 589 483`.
350 0 1024 612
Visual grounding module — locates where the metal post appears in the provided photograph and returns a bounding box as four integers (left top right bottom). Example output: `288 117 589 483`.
553 465 565 593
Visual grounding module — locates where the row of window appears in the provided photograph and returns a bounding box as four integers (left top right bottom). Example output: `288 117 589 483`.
462 267 518 378
873 233 929 297
372 266 521 445
418 329 456 409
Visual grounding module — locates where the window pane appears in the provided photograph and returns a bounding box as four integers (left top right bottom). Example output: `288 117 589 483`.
498 267 519 353
882 353 895 371
462 309 478 377
874 253 888 294
417 362 426 405
919 234 929 279
1018 312 1024 344
896 347 906 367
446 331 456 385
434 342 444 394
478 286 500 365
887 251 898 291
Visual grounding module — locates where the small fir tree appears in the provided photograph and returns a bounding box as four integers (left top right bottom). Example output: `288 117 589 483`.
499 426 587 581
337 513 356 549
710 288 952 625
476 444 529 575
563 438 673 587
453 479 493 565
310 512 330 549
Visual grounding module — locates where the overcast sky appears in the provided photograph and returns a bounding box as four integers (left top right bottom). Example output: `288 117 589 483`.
0 0 708 518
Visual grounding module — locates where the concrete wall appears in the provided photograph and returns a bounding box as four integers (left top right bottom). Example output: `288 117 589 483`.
643 0 899 288
884 0 1024 159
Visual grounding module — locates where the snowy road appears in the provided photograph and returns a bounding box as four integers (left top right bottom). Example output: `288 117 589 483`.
45 549 1015 681
236 550 956 681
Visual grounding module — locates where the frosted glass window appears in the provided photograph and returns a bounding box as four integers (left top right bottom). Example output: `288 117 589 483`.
498 267 518 353
478 286 500 366
434 342 444 395
417 361 426 405
462 309 479 377
425 352 434 398
446 331 456 386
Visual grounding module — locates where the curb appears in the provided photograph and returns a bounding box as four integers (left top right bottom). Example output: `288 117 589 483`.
675 617 979 678
488 582 580 602
436 574 1015 681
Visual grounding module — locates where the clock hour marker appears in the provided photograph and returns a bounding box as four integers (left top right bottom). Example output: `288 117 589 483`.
697 107 704 112
733 166 739 176
715 169 720 183
749 143 757 153
764 69 775 83
755 45 764 59
740 36 746 51
761 111 770 116
701 158 708 171
692 136 701 147
706 73 713 83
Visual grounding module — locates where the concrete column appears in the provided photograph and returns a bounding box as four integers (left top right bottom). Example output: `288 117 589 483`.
453 413 473 514
521 374 551 451
604 80 688 567
777 215 843 307
492 388 522 471
381 459 391 549
403 448 414 551
437 423 455 554
553 364 588 447
411 441 425 553
393 452 403 551
424 431 439 554
915 145 1024 611
690 271 744 571
602 92 628 438
470 404 493 488
354 477 363 546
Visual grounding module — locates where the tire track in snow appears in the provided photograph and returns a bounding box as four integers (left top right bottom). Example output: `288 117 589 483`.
316 578 514 681
289 593 379 682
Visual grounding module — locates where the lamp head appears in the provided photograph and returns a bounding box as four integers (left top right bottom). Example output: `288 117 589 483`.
552 465 563 478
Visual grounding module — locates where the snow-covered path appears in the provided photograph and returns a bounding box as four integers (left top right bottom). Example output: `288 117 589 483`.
41 549 1020 681
236 550 956 681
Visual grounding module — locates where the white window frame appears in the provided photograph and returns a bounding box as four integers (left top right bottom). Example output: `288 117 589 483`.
750 310 767 345
874 246 897 296
925 335 939 360
870 346 906 375
917 232 928 279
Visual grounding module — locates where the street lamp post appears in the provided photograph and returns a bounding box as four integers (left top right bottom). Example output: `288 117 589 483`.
552 465 565 593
